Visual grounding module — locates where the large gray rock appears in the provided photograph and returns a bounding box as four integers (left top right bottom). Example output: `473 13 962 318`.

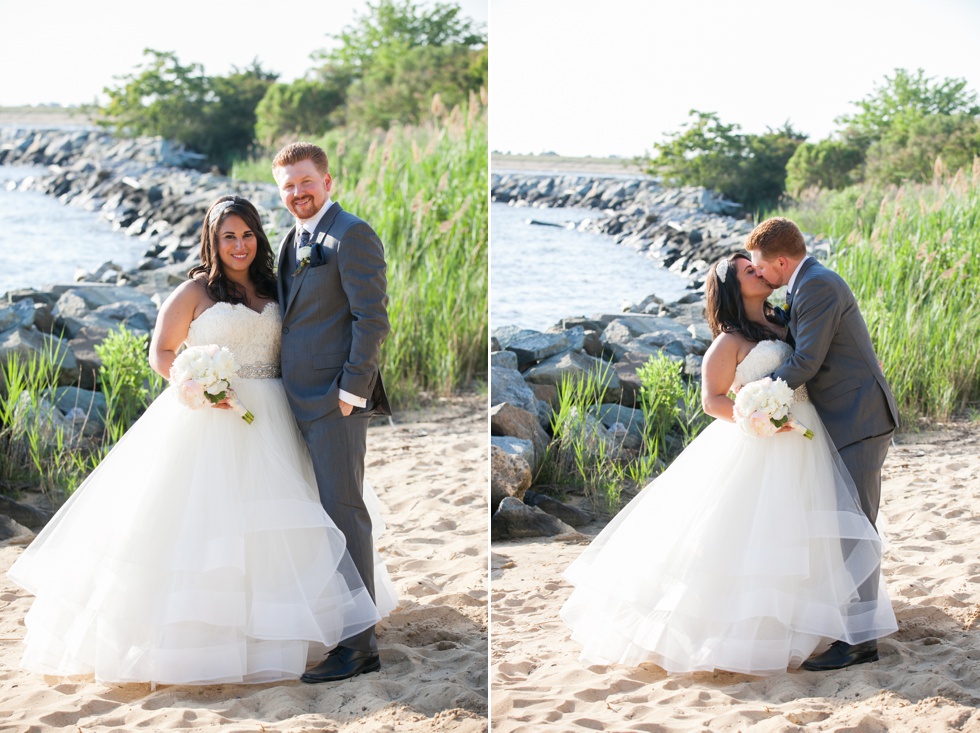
0 299 35 333
491 496 577 541
523 489 594 527
504 331 570 368
556 407 623 462
594 403 646 450
601 316 693 360
0 495 54 530
48 386 109 431
490 402 549 466
490 365 538 412
490 445 532 512
10 392 79 450
50 283 157 314
490 350 519 370
0 328 79 388
0 515 34 545
67 325 111 390
522 351 622 405
491 435 536 470
491 325 537 348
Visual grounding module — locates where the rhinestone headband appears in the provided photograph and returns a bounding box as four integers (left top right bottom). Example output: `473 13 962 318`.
716 259 730 284
208 200 235 226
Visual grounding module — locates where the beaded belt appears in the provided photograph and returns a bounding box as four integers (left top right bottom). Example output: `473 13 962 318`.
792 384 809 403
237 363 281 379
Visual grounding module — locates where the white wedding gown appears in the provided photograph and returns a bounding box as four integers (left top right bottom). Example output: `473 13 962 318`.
561 340 897 675
8 302 397 684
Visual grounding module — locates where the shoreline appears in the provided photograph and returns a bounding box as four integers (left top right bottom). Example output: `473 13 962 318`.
491 153 645 176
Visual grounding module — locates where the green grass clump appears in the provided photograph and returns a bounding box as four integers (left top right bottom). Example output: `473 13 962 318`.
233 99 488 405
537 354 711 513
0 327 164 498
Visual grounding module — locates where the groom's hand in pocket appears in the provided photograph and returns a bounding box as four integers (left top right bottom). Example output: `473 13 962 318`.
338 399 354 417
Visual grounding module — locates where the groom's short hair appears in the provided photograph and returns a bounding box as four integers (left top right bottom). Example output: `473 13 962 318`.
745 217 807 259
272 142 329 176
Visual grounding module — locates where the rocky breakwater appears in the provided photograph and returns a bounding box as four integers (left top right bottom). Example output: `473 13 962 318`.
491 173 831 286
489 291 711 541
0 128 291 537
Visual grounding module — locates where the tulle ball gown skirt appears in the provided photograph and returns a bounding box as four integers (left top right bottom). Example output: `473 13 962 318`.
560 401 897 676
7 377 396 684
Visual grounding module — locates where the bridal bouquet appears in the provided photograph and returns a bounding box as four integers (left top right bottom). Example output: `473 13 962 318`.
170 344 254 424
733 377 813 439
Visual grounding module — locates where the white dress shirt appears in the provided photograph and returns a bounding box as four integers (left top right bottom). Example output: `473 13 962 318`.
787 255 812 295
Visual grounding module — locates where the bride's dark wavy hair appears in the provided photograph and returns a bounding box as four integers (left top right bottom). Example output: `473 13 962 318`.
188 195 277 304
705 252 784 341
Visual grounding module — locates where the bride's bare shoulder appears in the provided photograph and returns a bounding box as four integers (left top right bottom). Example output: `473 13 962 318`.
163 278 214 314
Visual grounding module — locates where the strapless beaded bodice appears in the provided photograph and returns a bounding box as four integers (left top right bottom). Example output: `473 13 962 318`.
185 302 281 379
733 339 808 402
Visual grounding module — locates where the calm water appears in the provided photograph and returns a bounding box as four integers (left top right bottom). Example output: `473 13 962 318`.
0 165 146 295
490 202 689 332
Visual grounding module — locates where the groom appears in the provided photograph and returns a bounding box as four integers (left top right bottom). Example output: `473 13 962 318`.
747 217 899 672
273 141 391 683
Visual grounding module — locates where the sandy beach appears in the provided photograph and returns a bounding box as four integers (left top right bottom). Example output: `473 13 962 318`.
0 394 488 733
491 420 980 732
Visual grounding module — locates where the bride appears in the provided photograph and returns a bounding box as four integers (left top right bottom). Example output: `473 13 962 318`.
8 195 397 685
560 252 897 675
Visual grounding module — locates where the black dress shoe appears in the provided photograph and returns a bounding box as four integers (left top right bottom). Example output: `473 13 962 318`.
801 640 879 671
300 646 381 683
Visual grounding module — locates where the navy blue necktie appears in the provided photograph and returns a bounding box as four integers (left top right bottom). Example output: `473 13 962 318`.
298 228 311 251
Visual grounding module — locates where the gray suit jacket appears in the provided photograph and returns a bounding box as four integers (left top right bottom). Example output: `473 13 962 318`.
773 258 898 450
276 203 390 423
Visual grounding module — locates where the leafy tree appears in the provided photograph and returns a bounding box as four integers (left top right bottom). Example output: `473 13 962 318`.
99 49 277 169
344 43 486 127
312 0 486 128
864 112 980 186
99 50 211 148
647 110 805 211
785 139 866 195
836 67 980 149
254 75 348 148
206 61 278 165
321 0 485 72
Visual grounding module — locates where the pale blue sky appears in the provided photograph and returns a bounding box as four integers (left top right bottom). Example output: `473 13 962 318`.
490 0 980 157
0 0 488 107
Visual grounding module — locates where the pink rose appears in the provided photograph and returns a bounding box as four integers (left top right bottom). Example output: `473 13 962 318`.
747 410 776 437
179 379 207 408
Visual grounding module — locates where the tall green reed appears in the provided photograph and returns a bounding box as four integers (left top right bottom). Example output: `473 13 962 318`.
772 160 980 421
232 96 488 405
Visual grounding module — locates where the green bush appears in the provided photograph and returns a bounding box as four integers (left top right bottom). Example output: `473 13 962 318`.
863 113 980 187
254 77 347 149
99 50 276 170
785 139 865 195
646 110 805 211
95 326 166 436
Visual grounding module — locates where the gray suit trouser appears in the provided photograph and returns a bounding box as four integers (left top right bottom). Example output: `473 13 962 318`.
297 411 377 653
837 430 893 608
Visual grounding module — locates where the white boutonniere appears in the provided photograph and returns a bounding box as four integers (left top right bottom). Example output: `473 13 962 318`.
294 246 312 277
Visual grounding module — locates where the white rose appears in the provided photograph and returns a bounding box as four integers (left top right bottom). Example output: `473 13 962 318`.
297 246 313 261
